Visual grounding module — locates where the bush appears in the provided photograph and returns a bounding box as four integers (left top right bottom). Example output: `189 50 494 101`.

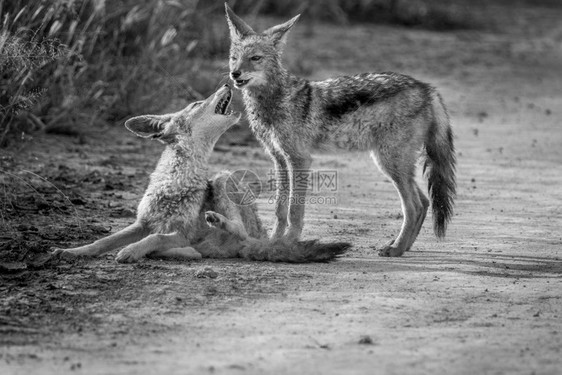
0 0 231 146
0 0 77 145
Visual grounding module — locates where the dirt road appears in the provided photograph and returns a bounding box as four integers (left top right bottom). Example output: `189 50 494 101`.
1 4 562 374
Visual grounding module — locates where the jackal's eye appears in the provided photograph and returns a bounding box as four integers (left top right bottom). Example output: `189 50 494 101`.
250 55 262 62
230 56 238 61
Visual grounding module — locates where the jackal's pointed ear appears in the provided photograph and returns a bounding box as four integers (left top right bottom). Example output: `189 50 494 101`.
264 14 300 49
125 115 170 139
225 3 255 41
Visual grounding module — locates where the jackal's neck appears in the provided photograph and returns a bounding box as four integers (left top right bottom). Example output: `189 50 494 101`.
243 70 305 128
151 144 210 189
247 66 294 99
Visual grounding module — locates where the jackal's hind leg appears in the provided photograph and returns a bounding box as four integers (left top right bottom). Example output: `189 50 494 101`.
370 146 426 257
378 176 425 257
409 184 430 250
205 211 249 240
115 232 187 263
52 223 147 259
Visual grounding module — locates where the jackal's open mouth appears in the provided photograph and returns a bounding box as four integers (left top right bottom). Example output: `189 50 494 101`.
234 79 250 88
215 87 233 115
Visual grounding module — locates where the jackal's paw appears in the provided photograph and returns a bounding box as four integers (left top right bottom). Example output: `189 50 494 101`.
377 240 405 257
280 229 301 244
205 211 226 229
115 247 143 263
51 248 87 260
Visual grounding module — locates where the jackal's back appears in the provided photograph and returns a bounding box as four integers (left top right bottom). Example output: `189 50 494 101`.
244 71 434 153
313 72 431 118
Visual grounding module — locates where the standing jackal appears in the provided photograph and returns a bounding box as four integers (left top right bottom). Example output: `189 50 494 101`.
53 85 349 263
225 5 456 257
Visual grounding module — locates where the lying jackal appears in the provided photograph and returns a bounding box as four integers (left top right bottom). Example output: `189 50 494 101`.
225 5 456 257
53 86 349 263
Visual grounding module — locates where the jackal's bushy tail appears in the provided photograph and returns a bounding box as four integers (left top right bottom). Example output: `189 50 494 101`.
424 92 456 238
240 239 351 263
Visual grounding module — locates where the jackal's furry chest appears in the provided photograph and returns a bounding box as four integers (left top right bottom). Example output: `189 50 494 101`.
243 91 287 136
137 186 206 236
243 87 311 152
136 148 209 237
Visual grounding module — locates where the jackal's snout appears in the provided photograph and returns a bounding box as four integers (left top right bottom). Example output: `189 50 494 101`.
202 84 241 127
212 84 234 116
230 70 251 88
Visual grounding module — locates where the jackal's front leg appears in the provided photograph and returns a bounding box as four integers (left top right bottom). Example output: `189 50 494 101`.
52 223 147 259
284 153 312 242
115 232 187 263
268 149 290 240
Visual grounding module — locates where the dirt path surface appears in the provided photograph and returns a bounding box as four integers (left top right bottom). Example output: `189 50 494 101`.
2 4 562 375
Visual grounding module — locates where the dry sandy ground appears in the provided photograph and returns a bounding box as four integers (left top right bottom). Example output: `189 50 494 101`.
1 4 562 375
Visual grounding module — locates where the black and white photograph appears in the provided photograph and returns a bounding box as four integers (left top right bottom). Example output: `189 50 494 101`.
1 0 561 373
